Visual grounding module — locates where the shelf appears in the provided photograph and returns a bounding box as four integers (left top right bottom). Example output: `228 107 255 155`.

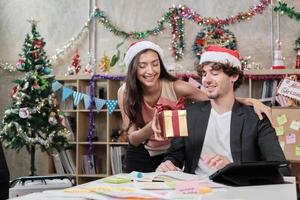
55 75 92 81
48 76 124 184
109 142 128 146
244 69 300 76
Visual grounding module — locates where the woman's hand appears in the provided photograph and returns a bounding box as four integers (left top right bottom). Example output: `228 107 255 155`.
152 110 166 141
248 98 274 127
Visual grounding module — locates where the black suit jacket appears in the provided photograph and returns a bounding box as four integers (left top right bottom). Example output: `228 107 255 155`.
0 144 9 199
164 100 287 174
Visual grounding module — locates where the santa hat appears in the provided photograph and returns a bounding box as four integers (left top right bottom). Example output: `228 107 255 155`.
199 45 241 69
124 41 164 69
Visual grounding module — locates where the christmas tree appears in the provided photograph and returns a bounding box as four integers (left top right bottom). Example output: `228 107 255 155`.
0 20 70 176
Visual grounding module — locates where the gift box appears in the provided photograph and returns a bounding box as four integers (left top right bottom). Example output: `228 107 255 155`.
156 97 188 138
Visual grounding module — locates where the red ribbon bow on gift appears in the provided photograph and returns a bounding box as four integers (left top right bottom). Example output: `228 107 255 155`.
155 97 185 112
153 97 186 139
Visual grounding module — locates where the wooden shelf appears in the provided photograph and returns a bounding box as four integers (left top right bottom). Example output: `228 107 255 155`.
244 69 300 76
48 75 124 184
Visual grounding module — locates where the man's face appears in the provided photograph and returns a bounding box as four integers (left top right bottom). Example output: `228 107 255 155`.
201 64 236 99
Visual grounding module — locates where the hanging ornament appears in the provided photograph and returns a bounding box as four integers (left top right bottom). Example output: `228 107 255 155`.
11 85 18 98
48 112 58 125
84 63 94 75
16 58 25 71
42 66 52 75
110 41 124 67
32 51 39 59
98 53 111 73
33 39 44 49
19 107 31 119
71 49 82 74
295 36 300 69
32 82 40 90
296 50 300 69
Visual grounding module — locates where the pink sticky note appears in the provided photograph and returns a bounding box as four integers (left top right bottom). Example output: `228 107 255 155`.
175 181 199 194
286 133 296 144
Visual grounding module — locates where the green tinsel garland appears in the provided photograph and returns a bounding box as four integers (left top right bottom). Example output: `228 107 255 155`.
274 1 300 21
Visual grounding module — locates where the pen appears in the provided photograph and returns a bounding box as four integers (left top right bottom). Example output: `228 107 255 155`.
152 180 164 182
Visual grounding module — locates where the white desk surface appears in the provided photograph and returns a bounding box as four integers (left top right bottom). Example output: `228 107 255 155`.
10 177 297 200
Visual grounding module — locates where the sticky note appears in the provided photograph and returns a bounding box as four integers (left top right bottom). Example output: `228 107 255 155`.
290 120 300 131
199 186 213 194
176 181 199 194
275 126 284 136
279 141 285 151
286 133 296 144
277 114 288 126
296 146 300 156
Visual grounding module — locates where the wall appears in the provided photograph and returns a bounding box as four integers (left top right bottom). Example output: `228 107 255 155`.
0 0 299 179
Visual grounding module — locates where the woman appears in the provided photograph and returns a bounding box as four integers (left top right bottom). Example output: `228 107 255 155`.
118 41 272 172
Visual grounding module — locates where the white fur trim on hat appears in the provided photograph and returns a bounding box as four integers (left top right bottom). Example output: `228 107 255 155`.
124 41 164 69
200 51 241 69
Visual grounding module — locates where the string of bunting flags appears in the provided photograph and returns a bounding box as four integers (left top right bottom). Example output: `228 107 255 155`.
51 80 118 114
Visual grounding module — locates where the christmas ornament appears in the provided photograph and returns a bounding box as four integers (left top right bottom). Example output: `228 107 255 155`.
296 50 300 69
84 63 94 75
272 40 287 69
110 41 124 67
98 53 111 73
19 107 31 119
42 66 52 75
48 112 58 125
295 36 300 69
11 85 18 98
72 49 81 74
192 26 237 62
16 58 25 71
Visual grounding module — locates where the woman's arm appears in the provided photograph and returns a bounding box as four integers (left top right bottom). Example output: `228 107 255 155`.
173 80 274 127
173 80 208 101
117 87 154 146
236 97 274 127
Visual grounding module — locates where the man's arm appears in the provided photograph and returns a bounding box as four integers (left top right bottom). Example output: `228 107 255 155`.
257 116 286 161
257 116 290 175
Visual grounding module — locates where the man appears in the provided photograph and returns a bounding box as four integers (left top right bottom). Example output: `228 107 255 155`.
156 45 287 176
0 143 9 199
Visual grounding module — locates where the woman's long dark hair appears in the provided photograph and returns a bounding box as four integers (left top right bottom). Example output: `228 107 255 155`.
123 49 177 130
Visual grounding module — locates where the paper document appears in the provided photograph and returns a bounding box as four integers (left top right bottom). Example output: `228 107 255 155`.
129 171 204 182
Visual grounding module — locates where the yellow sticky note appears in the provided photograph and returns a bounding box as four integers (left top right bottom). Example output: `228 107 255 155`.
296 146 300 156
275 126 284 136
277 114 288 126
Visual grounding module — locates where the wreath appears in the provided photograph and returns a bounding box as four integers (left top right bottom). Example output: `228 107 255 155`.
192 26 237 61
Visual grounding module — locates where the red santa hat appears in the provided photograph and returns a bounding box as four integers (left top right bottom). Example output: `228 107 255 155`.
199 45 241 69
124 41 164 69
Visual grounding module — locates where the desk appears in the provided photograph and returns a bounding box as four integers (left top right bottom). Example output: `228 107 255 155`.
11 177 297 200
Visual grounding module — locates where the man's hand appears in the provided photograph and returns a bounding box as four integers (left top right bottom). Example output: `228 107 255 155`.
156 160 181 172
202 153 231 169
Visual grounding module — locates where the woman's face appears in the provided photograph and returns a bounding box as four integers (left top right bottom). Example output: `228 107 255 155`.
136 50 161 88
